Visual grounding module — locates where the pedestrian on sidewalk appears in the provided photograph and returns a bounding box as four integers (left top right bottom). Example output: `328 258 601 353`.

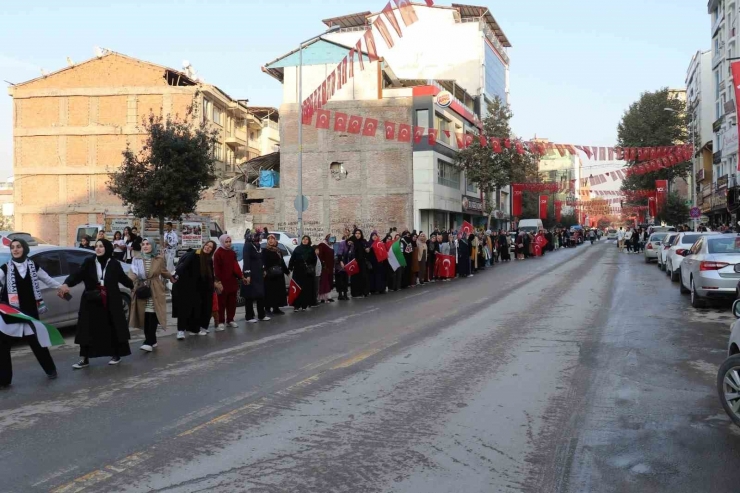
318 235 335 302
458 233 471 277
624 228 633 253
172 240 217 339
112 231 126 261
617 227 625 252
631 228 640 254
289 236 318 311
58 239 135 368
262 235 289 315
242 233 269 323
163 222 178 274
368 232 387 294
427 233 438 282
335 237 350 300
345 229 369 298
312 245 322 306
214 234 245 329
0 239 61 387
417 233 428 285
128 239 174 352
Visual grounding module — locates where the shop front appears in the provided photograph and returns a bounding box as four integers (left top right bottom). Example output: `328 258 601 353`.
462 196 486 230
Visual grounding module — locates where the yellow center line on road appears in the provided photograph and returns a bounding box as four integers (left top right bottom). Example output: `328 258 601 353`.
50 342 395 492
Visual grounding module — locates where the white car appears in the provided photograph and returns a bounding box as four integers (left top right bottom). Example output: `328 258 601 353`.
644 233 667 263
657 233 679 271
606 229 617 240
665 232 720 282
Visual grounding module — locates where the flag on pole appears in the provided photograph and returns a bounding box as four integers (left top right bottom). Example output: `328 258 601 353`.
372 241 388 262
388 240 407 271
460 220 474 237
288 279 301 306
0 303 64 348
344 258 360 277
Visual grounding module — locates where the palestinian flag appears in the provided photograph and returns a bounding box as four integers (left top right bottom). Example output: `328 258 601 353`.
388 239 407 272
0 303 64 348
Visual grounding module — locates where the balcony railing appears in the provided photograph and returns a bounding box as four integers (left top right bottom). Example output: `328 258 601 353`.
262 119 279 131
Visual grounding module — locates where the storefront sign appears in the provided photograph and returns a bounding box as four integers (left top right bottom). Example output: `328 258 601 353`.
435 90 453 108
722 127 739 155
713 191 728 210
462 196 483 213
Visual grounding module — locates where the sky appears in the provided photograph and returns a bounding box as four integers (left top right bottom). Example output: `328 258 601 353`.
0 0 709 180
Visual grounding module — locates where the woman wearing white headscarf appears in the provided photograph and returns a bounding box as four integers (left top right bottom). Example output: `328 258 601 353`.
213 234 246 330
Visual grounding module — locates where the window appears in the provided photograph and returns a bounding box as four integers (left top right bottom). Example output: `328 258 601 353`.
437 159 460 189
204 99 213 121
709 237 740 253
435 113 450 144
63 250 93 276
213 106 223 126
213 143 223 161
466 176 477 193
716 70 721 99
33 251 63 278
416 109 429 129
484 43 507 103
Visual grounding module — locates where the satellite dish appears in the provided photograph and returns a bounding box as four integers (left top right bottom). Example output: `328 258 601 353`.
93 46 109 58
40 69 48 76
66 57 74 67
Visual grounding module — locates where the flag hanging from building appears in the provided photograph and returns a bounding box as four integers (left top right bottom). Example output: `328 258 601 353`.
394 0 418 27
362 118 378 137
315 109 331 129
348 115 363 134
364 30 379 61
513 185 523 217
539 195 548 219
398 124 411 142
373 17 395 48
382 2 403 37
334 112 348 132
384 121 396 140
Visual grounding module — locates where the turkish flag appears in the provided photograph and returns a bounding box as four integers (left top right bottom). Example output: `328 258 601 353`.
515 141 524 155
414 127 425 144
362 118 378 137
534 244 542 257
355 39 364 70
373 17 395 49
655 179 668 211
512 184 523 216
344 258 360 277
382 1 403 37
334 112 348 132
490 137 502 153
372 241 388 262
539 195 548 219
479 135 488 147
288 278 302 306
504 138 511 149
555 200 562 222
648 196 657 217
456 133 465 149
363 29 379 61
384 121 396 140
461 220 474 237
535 234 548 249
398 124 411 142
301 103 313 126
464 134 475 148
428 128 438 145
315 109 331 129
348 115 363 134
436 254 456 278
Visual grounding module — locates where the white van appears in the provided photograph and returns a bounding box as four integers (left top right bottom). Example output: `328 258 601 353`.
518 219 544 233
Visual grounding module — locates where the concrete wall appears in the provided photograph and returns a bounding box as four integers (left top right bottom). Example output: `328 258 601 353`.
251 98 414 238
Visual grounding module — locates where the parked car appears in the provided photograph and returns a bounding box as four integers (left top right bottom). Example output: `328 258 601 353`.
678 235 740 307
666 232 720 282
644 233 667 263
657 233 679 271
0 231 49 247
0 246 132 328
262 231 299 249
606 229 617 240
717 300 740 426
234 240 293 307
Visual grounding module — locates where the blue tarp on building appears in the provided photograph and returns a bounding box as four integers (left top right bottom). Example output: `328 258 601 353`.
259 170 280 188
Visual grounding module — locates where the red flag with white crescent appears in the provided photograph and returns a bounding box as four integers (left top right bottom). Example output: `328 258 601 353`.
428 128 438 146
362 118 378 137
348 115 363 134
288 278 301 306
344 258 360 277
397 124 411 143
372 241 389 262
436 253 456 278
334 112 348 132
384 121 396 140
461 220 474 237
315 109 331 130
413 127 424 144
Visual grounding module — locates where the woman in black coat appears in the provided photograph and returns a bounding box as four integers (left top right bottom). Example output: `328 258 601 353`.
288 236 318 311
457 235 471 278
345 229 369 298
367 232 387 295
262 235 288 315
58 239 134 368
242 233 268 323
172 240 217 339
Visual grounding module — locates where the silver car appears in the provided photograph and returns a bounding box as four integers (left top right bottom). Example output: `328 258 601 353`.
0 246 132 328
657 233 679 271
678 235 740 308
716 301 740 427
644 233 667 263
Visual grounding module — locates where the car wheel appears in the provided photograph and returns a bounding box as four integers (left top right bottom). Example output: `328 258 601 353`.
670 265 679 282
717 354 740 428
679 273 689 294
121 295 131 322
690 278 705 308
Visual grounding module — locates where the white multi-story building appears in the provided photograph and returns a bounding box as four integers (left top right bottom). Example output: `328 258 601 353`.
686 50 716 216
258 3 514 234
709 0 739 224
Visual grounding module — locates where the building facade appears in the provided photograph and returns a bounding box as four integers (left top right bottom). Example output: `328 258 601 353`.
256 2 513 235
8 52 277 244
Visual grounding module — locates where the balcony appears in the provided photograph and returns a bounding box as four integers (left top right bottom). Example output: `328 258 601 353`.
225 135 246 148
713 49 725 69
262 119 279 131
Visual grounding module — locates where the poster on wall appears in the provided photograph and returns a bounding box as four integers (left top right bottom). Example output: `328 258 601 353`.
181 222 203 249
104 217 140 239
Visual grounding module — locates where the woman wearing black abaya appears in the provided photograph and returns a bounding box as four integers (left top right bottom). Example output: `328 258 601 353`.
58 239 134 368
345 229 369 298
288 236 318 311
0 239 60 387
368 231 387 294
498 230 511 262
458 234 471 278
262 235 289 315
172 241 217 339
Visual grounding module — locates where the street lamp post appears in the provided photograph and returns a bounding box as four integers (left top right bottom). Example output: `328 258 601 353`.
296 26 340 237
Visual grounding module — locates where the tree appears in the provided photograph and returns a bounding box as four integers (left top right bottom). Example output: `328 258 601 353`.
455 97 540 228
559 213 579 228
618 88 690 193
108 102 219 238
656 192 690 226
597 218 612 230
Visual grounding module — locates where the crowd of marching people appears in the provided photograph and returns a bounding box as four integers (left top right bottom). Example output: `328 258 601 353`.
0 223 580 388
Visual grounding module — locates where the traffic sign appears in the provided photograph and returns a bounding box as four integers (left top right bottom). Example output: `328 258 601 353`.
294 195 309 212
689 207 701 219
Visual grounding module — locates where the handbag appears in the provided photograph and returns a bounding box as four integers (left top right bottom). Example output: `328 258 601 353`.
267 265 284 278
135 280 152 300
84 286 107 308
304 262 316 276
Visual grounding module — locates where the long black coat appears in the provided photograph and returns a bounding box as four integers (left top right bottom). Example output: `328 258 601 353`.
457 239 471 277
288 245 317 309
64 257 134 356
172 251 213 329
261 248 288 308
241 242 265 299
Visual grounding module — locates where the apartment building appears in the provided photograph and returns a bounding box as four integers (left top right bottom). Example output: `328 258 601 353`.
255 2 513 235
8 51 277 244
686 50 716 217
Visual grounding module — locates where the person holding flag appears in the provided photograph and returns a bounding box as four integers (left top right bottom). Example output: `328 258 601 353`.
288 236 318 311
387 232 407 291
0 239 62 387
368 232 388 294
344 229 369 298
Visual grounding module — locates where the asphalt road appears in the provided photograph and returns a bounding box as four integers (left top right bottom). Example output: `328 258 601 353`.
2 240 740 492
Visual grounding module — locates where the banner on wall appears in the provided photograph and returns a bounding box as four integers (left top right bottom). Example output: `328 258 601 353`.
539 195 548 220
512 185 523 217
655 180 668 212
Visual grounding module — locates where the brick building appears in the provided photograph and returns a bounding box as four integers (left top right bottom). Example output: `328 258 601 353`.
8 51 278 245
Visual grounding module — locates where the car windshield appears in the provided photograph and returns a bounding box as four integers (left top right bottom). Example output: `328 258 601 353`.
681 234 703 245
666 234 678 245
608 230 616 234
650 234 667 241
707 237 740 254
